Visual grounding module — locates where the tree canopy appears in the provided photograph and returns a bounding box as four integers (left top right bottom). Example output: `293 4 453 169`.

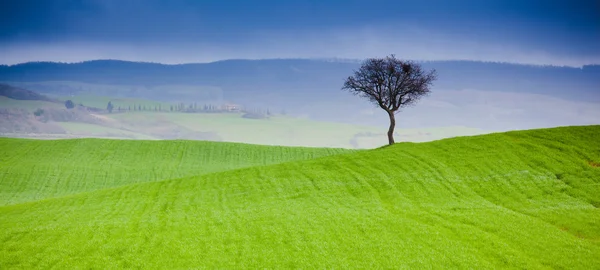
342 55 437 145
64 100 75 109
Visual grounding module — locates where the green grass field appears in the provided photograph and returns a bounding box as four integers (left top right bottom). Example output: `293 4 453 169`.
1 125 599 268
0 138 351 206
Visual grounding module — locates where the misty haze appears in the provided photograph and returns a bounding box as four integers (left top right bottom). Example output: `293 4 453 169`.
1 0 599 268
1 60 598 148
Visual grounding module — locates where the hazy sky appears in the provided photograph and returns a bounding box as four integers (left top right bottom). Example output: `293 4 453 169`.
1 0 599 66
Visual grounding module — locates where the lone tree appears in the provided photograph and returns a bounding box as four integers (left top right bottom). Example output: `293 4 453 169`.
65 100 75 109
342 55 437 145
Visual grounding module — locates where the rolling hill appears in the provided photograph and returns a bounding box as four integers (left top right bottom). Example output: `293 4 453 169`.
0 138 352 206
0 83 56 102
1 125 599 268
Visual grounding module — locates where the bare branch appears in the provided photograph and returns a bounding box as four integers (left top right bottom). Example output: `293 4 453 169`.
341 55 437 144
342 56 436 113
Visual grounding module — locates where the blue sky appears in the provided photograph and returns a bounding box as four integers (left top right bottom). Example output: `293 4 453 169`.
1 0 598 66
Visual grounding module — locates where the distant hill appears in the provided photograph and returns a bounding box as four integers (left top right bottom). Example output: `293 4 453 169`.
1 59 599 102
0 83 55 102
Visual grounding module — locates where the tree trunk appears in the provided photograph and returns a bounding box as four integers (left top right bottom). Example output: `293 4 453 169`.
387 110 396 145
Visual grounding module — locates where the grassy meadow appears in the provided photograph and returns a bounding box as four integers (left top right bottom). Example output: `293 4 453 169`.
0 138 351 206
1 125 599 268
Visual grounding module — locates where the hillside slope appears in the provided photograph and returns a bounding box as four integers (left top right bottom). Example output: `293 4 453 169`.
0 83 55 102
1 125 599 268
0 138 353 206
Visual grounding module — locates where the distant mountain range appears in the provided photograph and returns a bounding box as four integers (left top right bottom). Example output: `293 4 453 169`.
1 59 598 102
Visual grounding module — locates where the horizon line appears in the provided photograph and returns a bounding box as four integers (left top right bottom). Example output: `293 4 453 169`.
1 57 597 69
